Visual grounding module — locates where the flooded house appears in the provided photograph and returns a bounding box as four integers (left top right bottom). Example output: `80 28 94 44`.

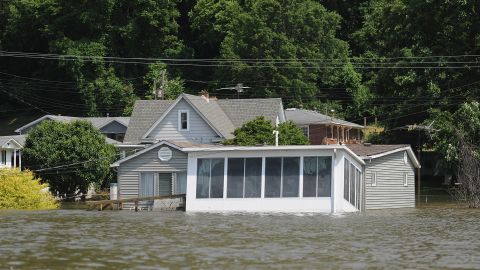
111 93 420 212
15 115 130 142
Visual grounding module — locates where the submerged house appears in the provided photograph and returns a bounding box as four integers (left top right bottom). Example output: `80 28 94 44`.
285 108 364 145
111 93 420 212
0 135 24 169
15 115 130 142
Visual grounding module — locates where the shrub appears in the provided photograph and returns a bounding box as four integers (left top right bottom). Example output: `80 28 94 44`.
0 169 58 210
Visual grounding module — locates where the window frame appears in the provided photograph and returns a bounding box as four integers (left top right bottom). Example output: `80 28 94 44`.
196 158 225 199
178 110 190 131
300 126 309 138
403 172 408 186
302 156 332 198
371 171 377 187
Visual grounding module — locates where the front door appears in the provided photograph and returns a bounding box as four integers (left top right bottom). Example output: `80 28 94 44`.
158 173 172 196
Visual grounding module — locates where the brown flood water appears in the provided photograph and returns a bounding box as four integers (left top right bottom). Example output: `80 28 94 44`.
0 207 479 269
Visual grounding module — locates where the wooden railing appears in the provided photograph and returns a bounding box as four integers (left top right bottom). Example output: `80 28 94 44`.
86 194 186 211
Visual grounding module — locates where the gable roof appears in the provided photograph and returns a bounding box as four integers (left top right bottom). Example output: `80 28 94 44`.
124 94 284 144
141 94 235 141
111 140 213 167
285 108 363 128
347 144 420 168
0 135 25 148
15 115 130 133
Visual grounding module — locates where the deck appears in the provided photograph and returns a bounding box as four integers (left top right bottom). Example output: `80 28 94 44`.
86 194 186 211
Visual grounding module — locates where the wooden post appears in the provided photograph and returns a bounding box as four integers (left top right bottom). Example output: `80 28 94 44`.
135 201 139 212
99 203 103 211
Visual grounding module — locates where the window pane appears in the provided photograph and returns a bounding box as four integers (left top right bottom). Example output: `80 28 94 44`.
227 158 244 198
282 157 300 197
245 158 262 198
140 173 154 197
344 159 350 200
196 159 210 198
210 158 225 198
175 172 187 194
265 157 282 198
349 164 355 204
356 170 361 208
303 157 317 197
317 157 332 197
181 112 188 129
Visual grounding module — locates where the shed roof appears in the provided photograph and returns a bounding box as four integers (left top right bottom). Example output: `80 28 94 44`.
285 108 363 128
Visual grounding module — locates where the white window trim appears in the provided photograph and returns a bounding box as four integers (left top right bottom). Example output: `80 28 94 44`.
372 171 377 187
178 110 190 131
404 151 408 165
403 172 408 186
300 126 309 138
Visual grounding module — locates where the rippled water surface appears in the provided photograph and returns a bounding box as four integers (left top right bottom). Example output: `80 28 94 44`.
1 208 479 269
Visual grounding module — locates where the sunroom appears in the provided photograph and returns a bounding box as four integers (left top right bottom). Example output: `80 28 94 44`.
183 145 365 213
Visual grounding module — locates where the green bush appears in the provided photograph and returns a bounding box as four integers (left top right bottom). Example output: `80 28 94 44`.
0 169 58 210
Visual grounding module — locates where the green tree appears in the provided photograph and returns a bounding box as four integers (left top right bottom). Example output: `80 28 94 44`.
190 0 370 116
277 121 310 145
0 169 58 210
22 120 118 199
224 116 308 146
354 0 480 128
430 101 480 170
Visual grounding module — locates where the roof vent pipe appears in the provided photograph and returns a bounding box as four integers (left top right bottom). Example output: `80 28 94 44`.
273 130 279 147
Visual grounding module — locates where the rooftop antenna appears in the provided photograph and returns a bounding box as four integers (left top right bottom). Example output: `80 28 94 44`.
217 83 251 99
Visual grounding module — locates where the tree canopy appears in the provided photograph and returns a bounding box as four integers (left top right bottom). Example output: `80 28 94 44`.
22 120 118 198
224 116 309 146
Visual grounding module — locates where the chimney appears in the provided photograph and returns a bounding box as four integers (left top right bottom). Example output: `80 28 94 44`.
199 90 210 102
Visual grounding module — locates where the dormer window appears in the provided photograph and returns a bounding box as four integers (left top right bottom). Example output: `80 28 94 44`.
178 110 189 131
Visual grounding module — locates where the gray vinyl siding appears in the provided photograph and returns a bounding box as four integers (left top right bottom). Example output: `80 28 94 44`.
147 99 221 143
100 121 127 134
364 151 415 209
117 145 187 207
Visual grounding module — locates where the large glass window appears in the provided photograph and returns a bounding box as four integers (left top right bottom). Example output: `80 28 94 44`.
227 158 244 198
227 158 262 198
344 159 350 200
283 157 300 197
265 157 300 198
265 157 282 197
245 158 262 198
303 156 332 197
344 158 362 209
140 173 155 197
303 157 317 197
196 158 224 198
174 172 187 194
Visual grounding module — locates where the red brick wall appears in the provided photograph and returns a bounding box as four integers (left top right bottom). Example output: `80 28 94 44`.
309 124 328 145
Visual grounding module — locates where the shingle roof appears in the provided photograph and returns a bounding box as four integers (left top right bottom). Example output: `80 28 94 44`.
347 144 410 157
123 94 284 144
285 108 363 128
183 94 236 139
0 135 26 148
217 98 283 127
123 100 174 144
15 115 130 133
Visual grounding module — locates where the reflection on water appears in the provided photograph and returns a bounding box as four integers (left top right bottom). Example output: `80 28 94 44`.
0 208 479 269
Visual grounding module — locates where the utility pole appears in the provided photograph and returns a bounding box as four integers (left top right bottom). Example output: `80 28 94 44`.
158 69 166 100
153 70 166 100
153 79 157 100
